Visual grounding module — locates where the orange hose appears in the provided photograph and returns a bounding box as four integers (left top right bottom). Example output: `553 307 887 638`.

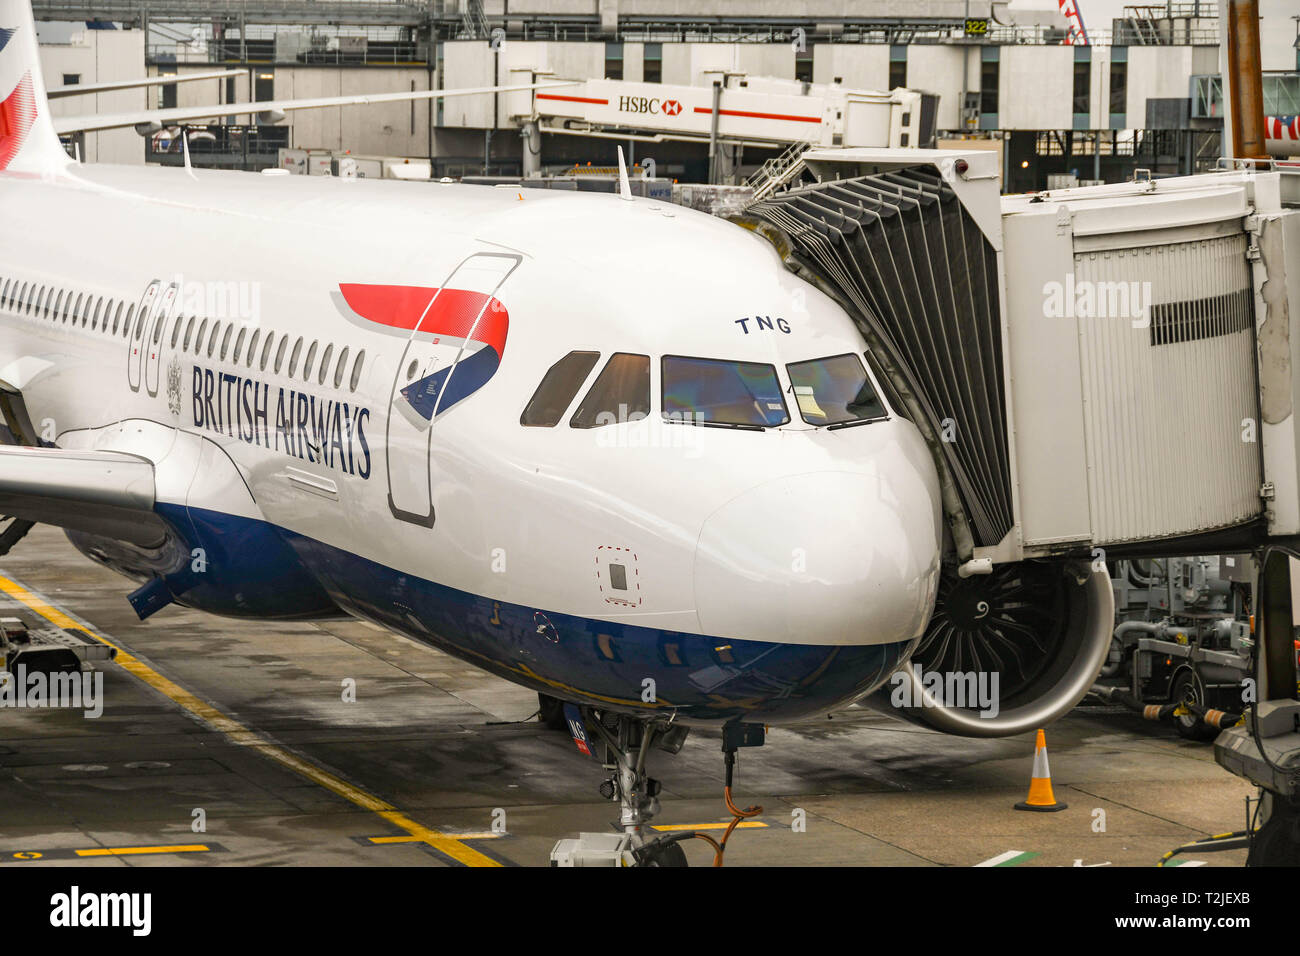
702 786 762 867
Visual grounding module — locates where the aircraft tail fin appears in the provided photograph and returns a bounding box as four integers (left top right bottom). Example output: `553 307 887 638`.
0 0 72 174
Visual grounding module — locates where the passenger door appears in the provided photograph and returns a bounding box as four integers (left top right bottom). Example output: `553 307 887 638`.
384 252 518 526
144 282 178 397
126 280 159 393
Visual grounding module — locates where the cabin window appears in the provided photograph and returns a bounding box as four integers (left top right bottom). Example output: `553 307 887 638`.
247 330 261 368
334 346 349 388
304 340 318 382
349 349 365 391
220 324 233 360
570 353 650 429
288 337 303 377
207 321 221 358
786 353 886 427
171 315 183 348
275 336 289 374
661 355 788 428
521 350 600 427
182 316 195 350
123 304 134 337
93 298 104 331
112 302 122 335
261 332 275 371
318 343 333 386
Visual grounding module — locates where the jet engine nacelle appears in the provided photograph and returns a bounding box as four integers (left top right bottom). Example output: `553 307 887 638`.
867 560 1114 737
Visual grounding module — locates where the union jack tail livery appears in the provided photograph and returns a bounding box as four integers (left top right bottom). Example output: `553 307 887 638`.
0 0 71 174
1057 0 1090 46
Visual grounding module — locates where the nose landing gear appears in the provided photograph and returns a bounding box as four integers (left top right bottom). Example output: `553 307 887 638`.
549 709 765 867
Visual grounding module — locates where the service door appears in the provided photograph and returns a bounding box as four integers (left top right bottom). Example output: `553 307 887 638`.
126 280 160 392
385 252 519 526
144 283 178 397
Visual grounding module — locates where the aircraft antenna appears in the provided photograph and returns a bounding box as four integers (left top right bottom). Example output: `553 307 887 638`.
616 145 633 201
181 127 197 181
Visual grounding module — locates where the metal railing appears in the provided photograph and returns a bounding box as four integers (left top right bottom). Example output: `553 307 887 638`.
746 139 811 202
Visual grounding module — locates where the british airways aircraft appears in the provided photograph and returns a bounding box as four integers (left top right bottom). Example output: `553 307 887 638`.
0 0 1109 864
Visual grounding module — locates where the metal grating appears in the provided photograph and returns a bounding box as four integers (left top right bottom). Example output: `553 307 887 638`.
743 168 1013 549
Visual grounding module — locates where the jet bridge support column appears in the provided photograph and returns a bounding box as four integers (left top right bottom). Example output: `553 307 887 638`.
520 120 541 179
1214 548 1300 865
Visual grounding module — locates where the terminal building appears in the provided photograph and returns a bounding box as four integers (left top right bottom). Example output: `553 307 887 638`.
33 0 1300 190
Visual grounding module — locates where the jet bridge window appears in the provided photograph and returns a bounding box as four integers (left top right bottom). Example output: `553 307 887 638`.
786 353 887 427
570 353 650 429
661 355 789 428
521 350 600 427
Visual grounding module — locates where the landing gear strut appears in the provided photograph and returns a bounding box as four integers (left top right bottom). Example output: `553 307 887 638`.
550 711 689 866
549 709 764 867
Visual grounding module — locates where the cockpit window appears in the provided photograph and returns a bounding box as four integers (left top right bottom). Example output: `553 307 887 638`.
661 355 788 428
786 353 887 427
522 350 600 427
570 353 650 429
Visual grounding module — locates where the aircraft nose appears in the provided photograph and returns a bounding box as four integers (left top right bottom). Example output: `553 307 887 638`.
693 470 941 646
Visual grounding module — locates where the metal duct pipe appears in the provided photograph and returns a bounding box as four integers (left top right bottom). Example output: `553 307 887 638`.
1225 0 1268 159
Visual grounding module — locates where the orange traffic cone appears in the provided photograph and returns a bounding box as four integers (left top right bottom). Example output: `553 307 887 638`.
1014 728 1067 812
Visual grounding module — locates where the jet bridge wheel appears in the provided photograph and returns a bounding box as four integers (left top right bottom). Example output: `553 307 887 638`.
0 515 35 557
916 561 1071 702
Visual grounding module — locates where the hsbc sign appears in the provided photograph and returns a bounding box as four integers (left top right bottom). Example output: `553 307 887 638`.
617 95 684 117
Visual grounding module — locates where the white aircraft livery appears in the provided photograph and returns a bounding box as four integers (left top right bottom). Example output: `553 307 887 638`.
0 0 945 733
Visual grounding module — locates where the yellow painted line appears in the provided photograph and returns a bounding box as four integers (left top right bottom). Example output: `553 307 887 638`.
651 821 769 832
75 844 210 857
368 831 502 844
0 573 502 868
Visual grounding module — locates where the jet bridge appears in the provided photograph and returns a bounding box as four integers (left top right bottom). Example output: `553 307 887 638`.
737 147 1300 741
740 148 1300 566
529 76 936 152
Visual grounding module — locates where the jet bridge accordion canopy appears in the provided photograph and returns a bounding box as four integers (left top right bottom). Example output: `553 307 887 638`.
742 168 1014 552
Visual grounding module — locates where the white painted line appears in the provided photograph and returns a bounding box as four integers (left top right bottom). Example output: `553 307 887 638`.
975 849 1026 867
